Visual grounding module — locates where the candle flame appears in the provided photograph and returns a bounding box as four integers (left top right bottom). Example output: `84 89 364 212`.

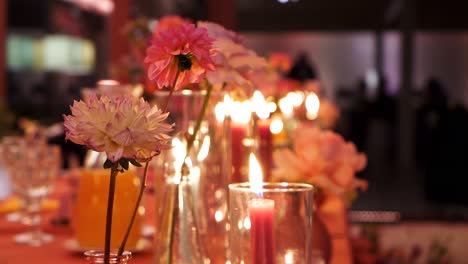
288 91 305 107
231 101 252 124
249 153 264 196
214 103 225 123
97 79 119 86
270 117 284 134
279 97 294 117
284 250 295 264
267 101 277 113
252 91 270 119
305 92 320 120
215 94 233 122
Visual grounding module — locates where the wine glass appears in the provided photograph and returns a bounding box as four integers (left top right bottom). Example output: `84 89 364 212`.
0 136 33 223
8 142 61 246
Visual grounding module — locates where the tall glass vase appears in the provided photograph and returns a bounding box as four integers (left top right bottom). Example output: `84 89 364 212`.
152 90 231 263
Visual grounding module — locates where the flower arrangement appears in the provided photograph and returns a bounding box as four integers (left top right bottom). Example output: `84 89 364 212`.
144 16 268 264
145 22 215 93
65 13 269 263
144 18 217 168
63 95 173 262
64 15 216 263
197 21 267 99
110 15 194 93
249 53 295 98
272 123 367 197
144 16 268 170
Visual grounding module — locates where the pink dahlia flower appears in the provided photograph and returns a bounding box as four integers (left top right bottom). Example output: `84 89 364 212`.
197 22 267 96
197 21 243 43
63 95 173 162
145 23 215 91
272 124 367 194
246 68 280 98
153 15 191 37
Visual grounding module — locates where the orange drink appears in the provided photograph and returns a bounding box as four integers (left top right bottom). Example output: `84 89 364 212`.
73 168 143 249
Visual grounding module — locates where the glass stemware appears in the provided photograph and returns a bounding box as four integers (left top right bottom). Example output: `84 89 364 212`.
0 136 32 223
3 137 61 246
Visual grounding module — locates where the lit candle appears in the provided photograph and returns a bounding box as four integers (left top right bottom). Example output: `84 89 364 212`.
248 153 276 264
230 100 251 183
305 92 320 120
252 91 273 180
97 79 120 86
232 123 246 183
249 199 275 264
257 118 272 180
270 115 287 146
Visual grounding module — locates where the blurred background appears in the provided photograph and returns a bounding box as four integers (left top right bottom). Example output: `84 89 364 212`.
3 0 468 219
1 0 468 261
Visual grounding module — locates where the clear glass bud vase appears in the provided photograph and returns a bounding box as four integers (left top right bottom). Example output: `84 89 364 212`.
84 250 131 264
152 90 232 264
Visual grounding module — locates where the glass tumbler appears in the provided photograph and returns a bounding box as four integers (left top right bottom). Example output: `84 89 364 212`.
228 183 314 264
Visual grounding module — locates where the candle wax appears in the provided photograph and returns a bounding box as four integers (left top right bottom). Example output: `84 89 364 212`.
257 119 272 181
248 198 276 264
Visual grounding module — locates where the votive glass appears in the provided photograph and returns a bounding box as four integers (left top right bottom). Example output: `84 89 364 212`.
228 183 314 264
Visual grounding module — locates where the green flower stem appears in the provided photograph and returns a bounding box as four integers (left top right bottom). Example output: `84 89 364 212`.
118 161 150 256
104 164 119 264
163 70 180 113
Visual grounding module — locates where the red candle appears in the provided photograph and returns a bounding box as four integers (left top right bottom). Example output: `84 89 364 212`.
231 122 247 183
248 198 276 264
257 119 272 180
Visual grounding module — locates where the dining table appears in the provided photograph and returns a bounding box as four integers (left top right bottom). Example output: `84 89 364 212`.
0 174 352 264
0 176 155 264
0 215 154 264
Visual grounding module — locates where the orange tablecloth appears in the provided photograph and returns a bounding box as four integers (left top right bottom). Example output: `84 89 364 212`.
0 177 350 264
0 175 154 264
0 216 154 264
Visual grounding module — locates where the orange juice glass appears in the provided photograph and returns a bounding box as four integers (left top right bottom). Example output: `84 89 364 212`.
73 168 143 249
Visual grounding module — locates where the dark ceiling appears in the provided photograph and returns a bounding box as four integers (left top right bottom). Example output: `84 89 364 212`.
96 0 468 32
236 0 468 31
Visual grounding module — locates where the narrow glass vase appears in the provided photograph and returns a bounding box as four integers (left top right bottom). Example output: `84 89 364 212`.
84 250 132 264
152 90 231 263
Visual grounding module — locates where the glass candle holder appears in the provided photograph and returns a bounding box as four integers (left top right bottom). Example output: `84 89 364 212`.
228 183 314 264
